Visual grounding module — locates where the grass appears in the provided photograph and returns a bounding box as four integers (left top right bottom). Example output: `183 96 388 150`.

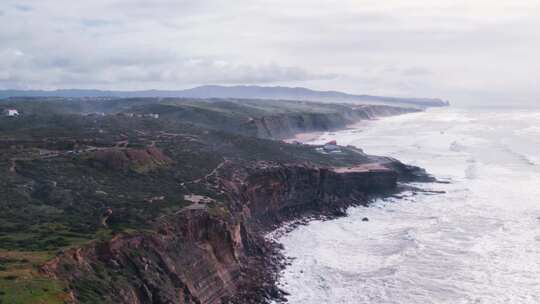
0 251 70 304
0 96 379 303
0 221 97 252
0 277 69 304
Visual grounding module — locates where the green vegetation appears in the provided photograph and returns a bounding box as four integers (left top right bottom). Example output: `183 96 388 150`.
1 98 370 251
0 277 68 304
0 96 380 302
0 251 69 304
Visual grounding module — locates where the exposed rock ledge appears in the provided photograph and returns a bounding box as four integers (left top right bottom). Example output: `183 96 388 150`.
41 160 431 304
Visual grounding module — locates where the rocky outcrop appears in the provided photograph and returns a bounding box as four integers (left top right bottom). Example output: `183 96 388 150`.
227 162 398 226
42 209 246 304
253 105 418 139
41 160 421 304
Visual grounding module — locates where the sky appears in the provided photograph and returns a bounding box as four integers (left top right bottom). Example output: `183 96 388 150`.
1 0 539 106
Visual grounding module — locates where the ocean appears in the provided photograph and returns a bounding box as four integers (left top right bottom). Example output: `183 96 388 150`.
274 107 540 303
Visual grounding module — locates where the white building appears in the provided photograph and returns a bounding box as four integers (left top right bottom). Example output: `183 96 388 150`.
3 109 20 117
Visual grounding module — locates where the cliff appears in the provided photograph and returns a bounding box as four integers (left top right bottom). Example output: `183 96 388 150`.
122 101 419 140
41 160 423 304
0 97 430 303
252 105 418 139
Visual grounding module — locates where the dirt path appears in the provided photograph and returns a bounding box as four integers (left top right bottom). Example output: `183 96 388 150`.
184 159 230 185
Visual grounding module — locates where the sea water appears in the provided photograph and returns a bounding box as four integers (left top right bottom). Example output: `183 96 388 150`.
275 107 540 304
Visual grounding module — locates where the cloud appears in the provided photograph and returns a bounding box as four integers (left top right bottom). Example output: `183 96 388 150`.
80 19 117 28
0 0 539 105
401 67 432 77
14 4 32 12
0 46 333 89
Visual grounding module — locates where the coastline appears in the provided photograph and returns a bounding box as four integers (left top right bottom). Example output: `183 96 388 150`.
268 107 540 304
267 117 435 302
283 118 382 145
283 131 325 143
36 107 431 304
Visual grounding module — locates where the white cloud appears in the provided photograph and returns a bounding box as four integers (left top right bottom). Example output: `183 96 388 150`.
0 0 539 105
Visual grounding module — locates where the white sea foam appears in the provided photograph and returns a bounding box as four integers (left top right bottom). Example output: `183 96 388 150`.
276 107 540 304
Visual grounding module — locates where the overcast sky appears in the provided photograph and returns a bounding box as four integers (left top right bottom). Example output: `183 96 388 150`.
1 0 539 105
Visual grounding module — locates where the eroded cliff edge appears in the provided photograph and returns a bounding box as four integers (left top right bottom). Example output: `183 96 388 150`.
41 160 430 304
251 105 418 139
0 98 429 303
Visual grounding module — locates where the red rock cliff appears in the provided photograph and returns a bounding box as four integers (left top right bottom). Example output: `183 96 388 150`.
41 161 403 304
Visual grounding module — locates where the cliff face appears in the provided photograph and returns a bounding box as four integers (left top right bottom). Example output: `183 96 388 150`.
41 161 405 304
42 209 246 304
253 105 418 139
0 97 434 304
232 163 397 225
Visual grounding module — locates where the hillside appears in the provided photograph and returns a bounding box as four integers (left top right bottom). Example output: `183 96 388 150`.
0 98 431 303
0 85 450 108
0 97 418 139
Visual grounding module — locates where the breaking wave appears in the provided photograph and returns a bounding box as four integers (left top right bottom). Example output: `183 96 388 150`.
276 107 540 304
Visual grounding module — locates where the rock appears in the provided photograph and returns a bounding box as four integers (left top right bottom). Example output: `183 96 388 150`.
42 160 416 304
